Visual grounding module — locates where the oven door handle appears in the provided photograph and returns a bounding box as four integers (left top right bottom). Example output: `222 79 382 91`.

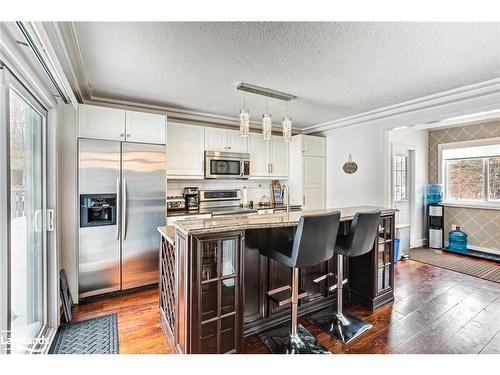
116 177 120 240
122 178 127 240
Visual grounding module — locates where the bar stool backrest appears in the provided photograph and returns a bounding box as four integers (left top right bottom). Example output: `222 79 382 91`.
342 210 381 257
291 211 341 268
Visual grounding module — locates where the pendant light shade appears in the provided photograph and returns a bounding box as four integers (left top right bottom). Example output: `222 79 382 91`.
239 108 249 137
282 116 292 142
262 113 272 141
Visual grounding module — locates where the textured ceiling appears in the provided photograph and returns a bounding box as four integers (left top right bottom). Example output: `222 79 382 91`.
72 22 500 129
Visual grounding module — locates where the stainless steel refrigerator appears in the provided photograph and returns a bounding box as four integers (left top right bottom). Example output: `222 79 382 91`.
78 139 166 298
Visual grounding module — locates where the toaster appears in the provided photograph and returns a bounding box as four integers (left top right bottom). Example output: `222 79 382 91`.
166 195 186 211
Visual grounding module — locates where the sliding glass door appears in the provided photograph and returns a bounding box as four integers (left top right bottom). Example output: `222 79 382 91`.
1 67 48 353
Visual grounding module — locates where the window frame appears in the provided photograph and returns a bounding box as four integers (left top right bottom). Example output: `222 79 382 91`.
393 154 408 202
438 137 500 210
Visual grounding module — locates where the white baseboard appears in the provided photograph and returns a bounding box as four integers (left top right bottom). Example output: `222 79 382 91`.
411 239 427 248
444 241 500 256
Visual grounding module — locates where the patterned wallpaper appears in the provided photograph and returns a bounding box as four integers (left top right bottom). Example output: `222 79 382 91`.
428 121 500 251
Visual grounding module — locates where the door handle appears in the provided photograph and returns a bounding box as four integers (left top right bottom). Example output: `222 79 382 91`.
240 160 244 177
46 209 54 232
116 177 120 240
122 178 127 240
34 209 42 233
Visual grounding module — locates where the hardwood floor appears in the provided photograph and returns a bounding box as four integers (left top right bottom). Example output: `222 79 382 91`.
72 288 171 354
72 258 500 354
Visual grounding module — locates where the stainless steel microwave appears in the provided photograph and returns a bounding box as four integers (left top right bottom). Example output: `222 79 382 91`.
204 151 250 179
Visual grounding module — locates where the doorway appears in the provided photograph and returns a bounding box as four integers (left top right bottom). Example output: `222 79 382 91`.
392 144 416 259
1 66 50 353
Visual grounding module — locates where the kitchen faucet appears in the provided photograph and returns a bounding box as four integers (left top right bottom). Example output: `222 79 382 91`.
282 184 290 214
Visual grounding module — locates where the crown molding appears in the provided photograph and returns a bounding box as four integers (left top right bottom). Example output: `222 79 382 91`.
86 96 302 133
303 78 500 134
49 21 500 135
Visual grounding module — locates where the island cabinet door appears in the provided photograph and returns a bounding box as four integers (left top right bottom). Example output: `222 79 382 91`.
190 232 244 354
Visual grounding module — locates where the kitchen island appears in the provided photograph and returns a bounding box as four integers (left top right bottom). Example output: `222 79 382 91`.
158 206 397 354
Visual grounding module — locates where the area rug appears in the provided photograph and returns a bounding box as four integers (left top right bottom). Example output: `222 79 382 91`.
410 248 500 284
49 314 118 354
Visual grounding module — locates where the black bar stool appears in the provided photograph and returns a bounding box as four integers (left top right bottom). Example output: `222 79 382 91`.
258 211 341 354
310 210 381 344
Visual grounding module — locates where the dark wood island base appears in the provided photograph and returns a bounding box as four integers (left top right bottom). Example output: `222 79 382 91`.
159 206 396 354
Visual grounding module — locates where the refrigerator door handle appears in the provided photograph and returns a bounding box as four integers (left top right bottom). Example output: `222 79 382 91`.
116 177 120 240
122 178 127 240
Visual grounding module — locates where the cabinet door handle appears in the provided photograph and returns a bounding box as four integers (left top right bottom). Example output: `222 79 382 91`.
303 196 305 205
120 133 124 138
126 133 131 138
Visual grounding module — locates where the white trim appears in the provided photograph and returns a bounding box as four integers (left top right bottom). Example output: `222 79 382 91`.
303 78 500 133
442 202 500 211
444 241 500 256
412 239 427 248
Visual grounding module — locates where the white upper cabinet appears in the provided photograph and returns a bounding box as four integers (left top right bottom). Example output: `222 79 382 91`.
270 135 290 177
79 104 126 141
79 104 166 144
226 129 248 153
125 110 166 144
167 122 205 178
302 135 326 157
205 127 248 153
248 133 269 177
204 127 227 151
248 133 289 178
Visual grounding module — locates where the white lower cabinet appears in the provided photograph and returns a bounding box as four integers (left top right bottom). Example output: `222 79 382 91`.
167 122 205 178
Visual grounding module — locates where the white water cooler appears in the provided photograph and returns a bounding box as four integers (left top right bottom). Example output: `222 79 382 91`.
428 204 444 249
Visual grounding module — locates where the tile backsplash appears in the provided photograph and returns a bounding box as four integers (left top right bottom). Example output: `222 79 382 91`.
167 179 286 204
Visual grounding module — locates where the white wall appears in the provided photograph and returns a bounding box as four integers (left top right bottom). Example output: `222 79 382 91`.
317 123 428 248
58 104 78 299
319 124 385 208
389 128 429 247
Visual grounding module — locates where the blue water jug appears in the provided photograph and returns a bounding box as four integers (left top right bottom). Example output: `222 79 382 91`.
448 226 468 253
427 184 443 204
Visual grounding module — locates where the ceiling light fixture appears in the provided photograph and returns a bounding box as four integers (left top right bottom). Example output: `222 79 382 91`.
283 102 292 142
262 97 272 141
236 82 296 142
239 92 249 137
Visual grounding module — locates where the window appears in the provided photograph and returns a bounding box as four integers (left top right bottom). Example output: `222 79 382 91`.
441 141 500 205
394 154 407 201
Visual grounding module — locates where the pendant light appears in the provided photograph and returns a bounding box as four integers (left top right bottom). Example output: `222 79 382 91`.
282 102 292 142
262 97 272 141
239 92 249 137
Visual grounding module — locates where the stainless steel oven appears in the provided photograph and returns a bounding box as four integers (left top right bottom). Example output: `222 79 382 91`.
204 151 250 179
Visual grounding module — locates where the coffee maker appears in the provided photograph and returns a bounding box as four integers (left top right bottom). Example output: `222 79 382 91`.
184 187 199 211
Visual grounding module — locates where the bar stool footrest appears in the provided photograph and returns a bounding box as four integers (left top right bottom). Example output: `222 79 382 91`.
259 324 330 354
267 285 307 307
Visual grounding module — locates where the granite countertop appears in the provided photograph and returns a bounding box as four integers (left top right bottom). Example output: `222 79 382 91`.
158 225 176 244
174 206 397 236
